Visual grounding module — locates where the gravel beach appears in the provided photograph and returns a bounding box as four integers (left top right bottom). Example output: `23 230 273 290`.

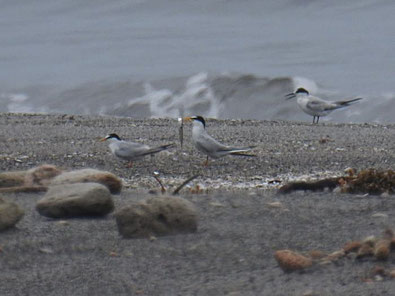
0 113 394 295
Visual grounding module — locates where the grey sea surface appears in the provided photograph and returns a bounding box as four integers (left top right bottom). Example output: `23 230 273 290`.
0 1 394 122
0 113 394 295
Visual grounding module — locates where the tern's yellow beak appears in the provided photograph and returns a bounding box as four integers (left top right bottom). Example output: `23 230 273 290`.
99 137 107 142
183 116 193 122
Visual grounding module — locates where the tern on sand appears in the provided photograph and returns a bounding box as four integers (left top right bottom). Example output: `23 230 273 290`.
285 88 363 124
183 116 255 165
100 133 174 167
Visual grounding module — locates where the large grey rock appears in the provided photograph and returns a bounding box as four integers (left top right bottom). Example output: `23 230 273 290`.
115 196 198 238
0 197 24 231
36 183 114 218
50 169 122 194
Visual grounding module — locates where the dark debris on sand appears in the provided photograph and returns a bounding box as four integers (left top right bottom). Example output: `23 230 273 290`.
279 169 394 195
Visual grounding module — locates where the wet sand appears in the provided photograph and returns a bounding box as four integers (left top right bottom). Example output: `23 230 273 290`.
0 113 394 295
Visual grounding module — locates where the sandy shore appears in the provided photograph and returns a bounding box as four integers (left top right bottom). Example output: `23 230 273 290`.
0 113 394 295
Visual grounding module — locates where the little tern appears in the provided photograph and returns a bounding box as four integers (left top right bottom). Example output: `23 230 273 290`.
100 133 174 167
183 116 255 165
285 88 363 123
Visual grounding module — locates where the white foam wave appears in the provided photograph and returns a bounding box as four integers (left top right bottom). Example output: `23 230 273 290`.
2 93 34 113
127 72 222 118
1 73 393 123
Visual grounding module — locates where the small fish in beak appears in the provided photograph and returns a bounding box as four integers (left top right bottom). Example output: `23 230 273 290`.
178 117 184 149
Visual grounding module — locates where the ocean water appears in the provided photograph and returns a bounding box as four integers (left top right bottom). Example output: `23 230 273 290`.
0 0 394 123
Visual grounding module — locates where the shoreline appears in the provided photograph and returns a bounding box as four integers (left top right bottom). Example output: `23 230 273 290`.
0 112 393 193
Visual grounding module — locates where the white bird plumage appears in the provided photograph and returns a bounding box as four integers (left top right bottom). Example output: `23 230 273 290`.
100 133 174 167
286 88 363 123
183 116 255 165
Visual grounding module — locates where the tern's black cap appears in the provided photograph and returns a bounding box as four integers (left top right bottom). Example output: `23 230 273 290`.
106 133 122 140
192 116 206 128
295 88 309 95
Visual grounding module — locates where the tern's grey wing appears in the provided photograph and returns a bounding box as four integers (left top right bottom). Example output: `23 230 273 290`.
306 97 336 112
138 143 174 156
195 132 253 158
114 142 150 160
196 132 230 153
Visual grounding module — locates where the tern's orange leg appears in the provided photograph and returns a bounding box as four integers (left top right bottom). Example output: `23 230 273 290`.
203 156 209 166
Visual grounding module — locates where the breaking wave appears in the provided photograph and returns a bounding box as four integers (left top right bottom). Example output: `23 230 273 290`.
2 72 393 123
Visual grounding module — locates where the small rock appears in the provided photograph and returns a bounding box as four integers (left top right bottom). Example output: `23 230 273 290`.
209 202 225 207
371 213 388 219
36 183 114 218
302 289 316 296
374 275 384 282
274 250 313 272
39 247 54 254
0 198 24 231
266 201 283 208
51 169 122 194
374 239 391 260
268 179 282 184
115 196 198 238
227 292 241 296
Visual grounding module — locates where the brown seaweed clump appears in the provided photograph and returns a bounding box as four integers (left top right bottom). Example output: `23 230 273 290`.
278 178 339 194
279 169 394 195
339 169 394 195
0 165 63 193
275 229 395 275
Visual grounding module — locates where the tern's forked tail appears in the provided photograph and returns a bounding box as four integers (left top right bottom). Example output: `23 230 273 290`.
228 146 256 157
230 151 256 157
335 97 363 107
143 143 175 156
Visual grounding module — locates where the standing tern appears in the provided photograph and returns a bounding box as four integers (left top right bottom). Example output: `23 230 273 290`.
100 133 174 167
183 116 255 165
285 88 363 123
